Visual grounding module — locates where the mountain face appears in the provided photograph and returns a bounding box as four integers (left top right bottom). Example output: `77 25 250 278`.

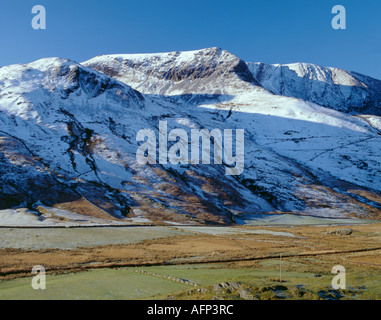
83 48 261 96
247 62 381 115
0 48 381 225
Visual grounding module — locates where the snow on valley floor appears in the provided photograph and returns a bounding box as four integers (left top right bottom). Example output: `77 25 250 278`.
0 208 374 250
0 208 145 227
0 226 194 250
233 213 371 226
0 208 371 229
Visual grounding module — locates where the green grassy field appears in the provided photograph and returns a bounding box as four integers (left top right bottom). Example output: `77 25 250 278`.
1 261 380 300
0 268 190 300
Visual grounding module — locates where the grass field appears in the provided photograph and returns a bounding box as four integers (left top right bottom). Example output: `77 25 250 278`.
1 261 380 300
0 221 380 300
0 268 190 300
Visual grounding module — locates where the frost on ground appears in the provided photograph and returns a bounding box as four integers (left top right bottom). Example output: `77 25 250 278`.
0 207 127 227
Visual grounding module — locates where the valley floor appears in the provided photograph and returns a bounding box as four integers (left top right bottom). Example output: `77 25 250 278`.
0 221 380 300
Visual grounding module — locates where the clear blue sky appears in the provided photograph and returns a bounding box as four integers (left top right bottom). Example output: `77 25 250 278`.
1 0 380 79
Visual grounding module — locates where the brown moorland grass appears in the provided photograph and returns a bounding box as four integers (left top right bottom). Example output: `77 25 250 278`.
0 223 380 280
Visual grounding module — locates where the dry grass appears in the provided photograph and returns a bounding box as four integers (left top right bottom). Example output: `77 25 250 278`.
1 222 380 280
53 197 120 221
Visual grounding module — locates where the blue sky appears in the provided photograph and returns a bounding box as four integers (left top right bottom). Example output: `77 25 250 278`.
1 0 380 79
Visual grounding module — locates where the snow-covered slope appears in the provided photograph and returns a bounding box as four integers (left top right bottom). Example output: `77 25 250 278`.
0 48 381 225
246 61 381 115
83 47 266 97
0 58 146 220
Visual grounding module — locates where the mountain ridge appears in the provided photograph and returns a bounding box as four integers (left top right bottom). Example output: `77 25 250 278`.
246 60 381 115
0 48 380 225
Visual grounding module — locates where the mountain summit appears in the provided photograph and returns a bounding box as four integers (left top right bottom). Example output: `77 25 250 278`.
83 47 261 96
0 48 380 225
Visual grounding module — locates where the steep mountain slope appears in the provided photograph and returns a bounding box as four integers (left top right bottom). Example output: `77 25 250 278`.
0 58 145 220
246 61 381 115
0 49 381 225
83 47 381 194
0 56 273 224
83 47 262 96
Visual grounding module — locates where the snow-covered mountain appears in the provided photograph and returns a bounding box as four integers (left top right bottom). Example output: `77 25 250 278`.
0 48 380 225
246 61 381 115
83 47 261 96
